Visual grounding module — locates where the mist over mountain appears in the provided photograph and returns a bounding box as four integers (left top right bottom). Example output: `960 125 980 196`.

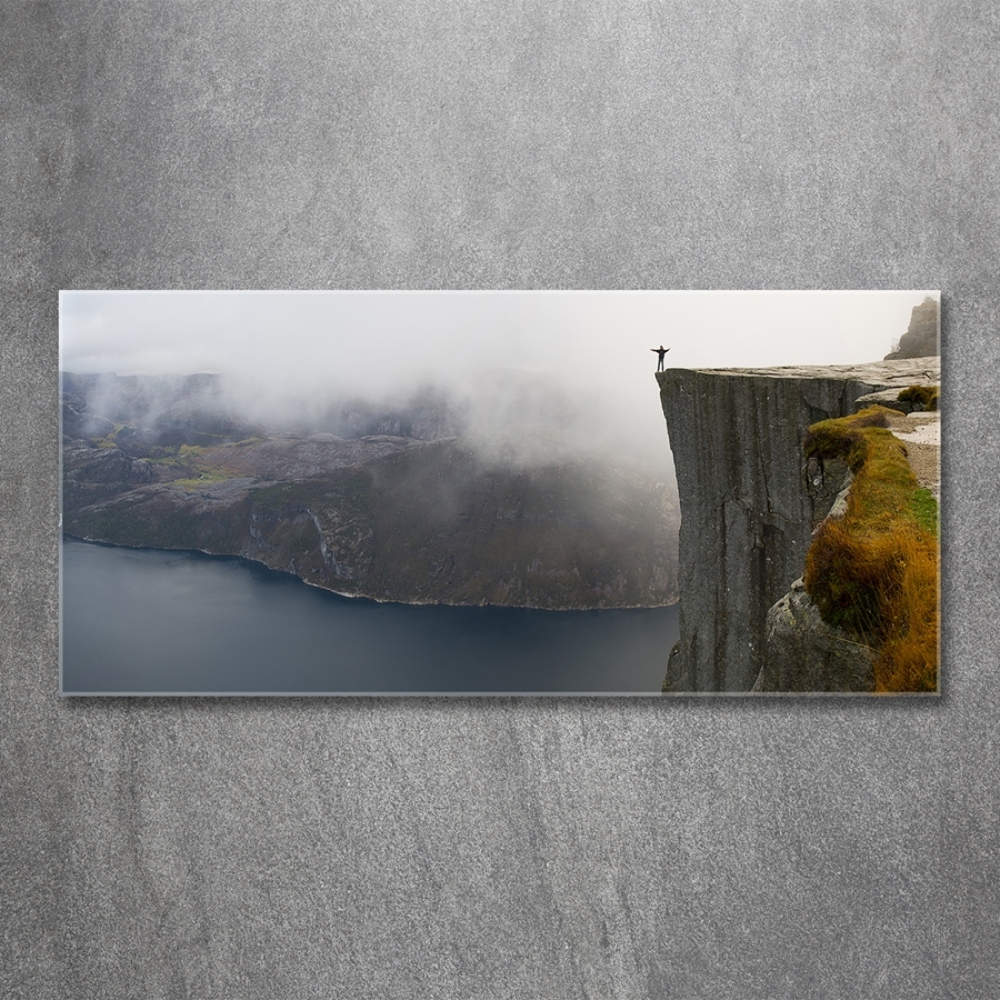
61 289 938 485
61 369 680 609
62 366 676 472
883 296 940 360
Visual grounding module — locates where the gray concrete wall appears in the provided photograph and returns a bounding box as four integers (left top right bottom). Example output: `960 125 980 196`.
3 3 997 996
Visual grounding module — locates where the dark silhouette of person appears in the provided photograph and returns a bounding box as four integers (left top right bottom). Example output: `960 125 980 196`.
651 345 670 371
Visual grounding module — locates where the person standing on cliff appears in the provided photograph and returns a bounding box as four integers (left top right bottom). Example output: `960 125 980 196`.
651 345 670 371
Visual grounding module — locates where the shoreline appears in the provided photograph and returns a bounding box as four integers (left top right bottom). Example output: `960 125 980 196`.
62 534 679 614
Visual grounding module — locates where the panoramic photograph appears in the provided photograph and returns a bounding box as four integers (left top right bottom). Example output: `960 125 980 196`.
60 290 940 695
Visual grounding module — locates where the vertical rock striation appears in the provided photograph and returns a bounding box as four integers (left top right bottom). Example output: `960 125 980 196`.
657 360 940 692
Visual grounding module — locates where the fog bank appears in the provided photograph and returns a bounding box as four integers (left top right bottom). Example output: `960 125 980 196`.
61 290 938 474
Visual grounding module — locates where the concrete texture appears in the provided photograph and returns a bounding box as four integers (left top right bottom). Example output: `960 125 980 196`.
2 2 998 996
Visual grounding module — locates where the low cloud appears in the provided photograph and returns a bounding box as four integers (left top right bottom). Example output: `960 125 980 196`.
60 290 938 478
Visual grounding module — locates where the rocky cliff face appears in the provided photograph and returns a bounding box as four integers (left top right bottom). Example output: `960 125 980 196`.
884 296 940 360
753 578 875 692
657 360 940 692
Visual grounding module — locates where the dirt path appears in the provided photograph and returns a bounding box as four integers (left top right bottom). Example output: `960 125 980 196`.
883 411 941 500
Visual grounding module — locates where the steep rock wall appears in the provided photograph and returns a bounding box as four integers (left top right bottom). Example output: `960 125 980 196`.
658 360 940 692
884 296 940 360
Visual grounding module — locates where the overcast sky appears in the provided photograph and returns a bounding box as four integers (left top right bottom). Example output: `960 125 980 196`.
60 289 938 379
60 290 938 465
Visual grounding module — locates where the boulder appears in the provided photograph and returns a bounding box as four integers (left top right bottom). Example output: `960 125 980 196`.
752 579 875 692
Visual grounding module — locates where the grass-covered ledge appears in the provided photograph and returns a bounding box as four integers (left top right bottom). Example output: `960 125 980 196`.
803 405 939 693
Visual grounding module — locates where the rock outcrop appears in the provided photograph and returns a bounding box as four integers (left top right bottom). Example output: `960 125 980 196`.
753 578 875 692
658 359 940 692
884 296 940 360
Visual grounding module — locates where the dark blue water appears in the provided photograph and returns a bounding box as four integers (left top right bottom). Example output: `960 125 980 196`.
61 538 678 695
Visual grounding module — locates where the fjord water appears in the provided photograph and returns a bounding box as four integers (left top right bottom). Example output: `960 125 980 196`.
62 538 678 694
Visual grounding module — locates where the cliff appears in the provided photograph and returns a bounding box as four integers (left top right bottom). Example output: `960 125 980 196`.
62 375 680 610
657 360 940 692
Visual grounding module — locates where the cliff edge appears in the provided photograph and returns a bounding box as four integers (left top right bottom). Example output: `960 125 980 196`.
657 360 940 692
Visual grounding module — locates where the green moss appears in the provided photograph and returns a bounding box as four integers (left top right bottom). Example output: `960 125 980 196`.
803 406 891 472
897 385 940 411
909 488 939 537
144 446 236 486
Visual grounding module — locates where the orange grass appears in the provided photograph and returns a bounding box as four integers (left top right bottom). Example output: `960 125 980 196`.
803 406 939 692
